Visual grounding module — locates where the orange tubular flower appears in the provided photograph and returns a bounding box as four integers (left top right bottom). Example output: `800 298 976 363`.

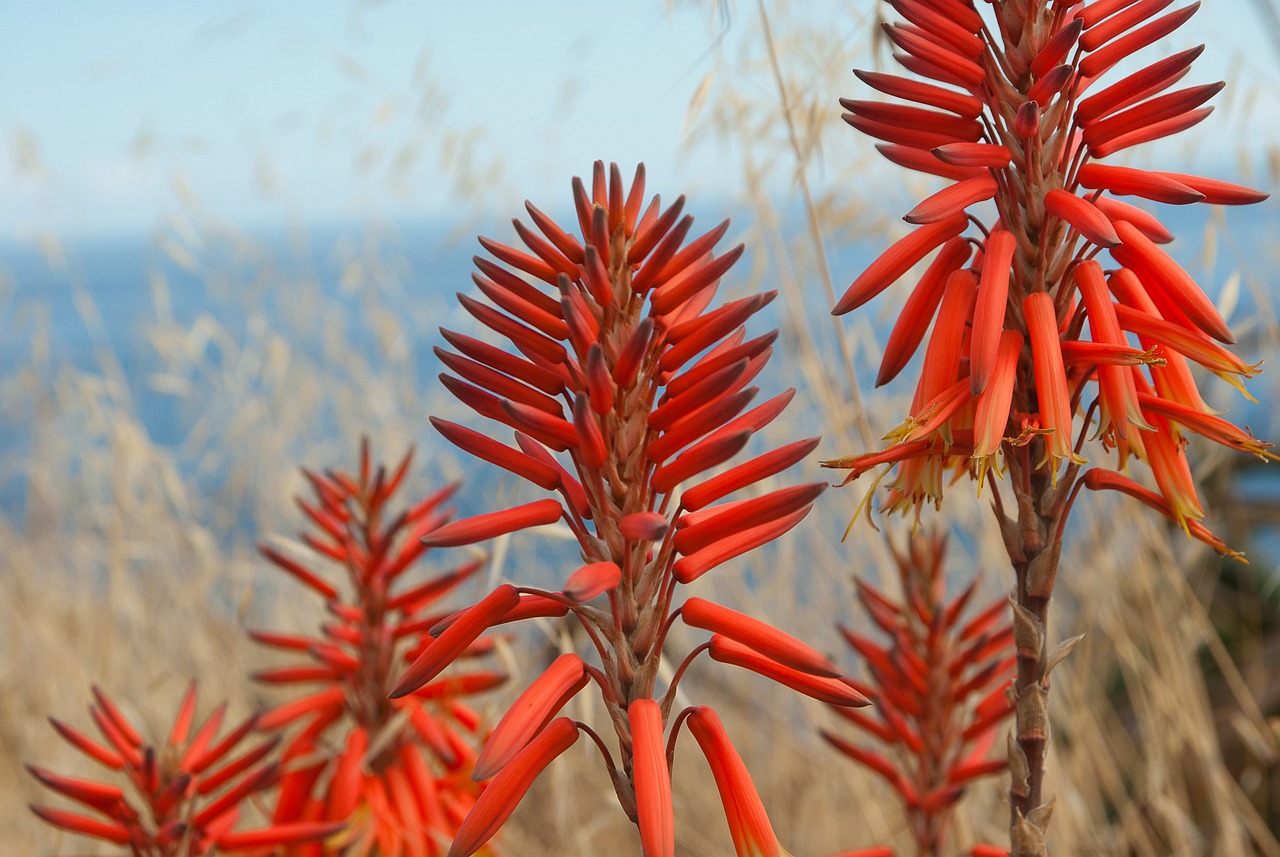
830 1 1269 851
253 441 502 857
686 706 788 857
395 162 856 853
30 684 342 856
825 536 1013 857
828 0 1268 555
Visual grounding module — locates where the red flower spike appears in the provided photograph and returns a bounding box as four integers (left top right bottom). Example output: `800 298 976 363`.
828 536 1013 856
415 164 844 852
673 505 814 584
1153 171 1270 205
686 706 788 857
682 437 821 512
1078 3 1202 80
1044 190 1120 248
674 483 828 556
880 143 988 180
252 442 502 856
449 718 579 857
1026 292 1082 471
1093 196 1174 244
932 142 1013 169
855 70 983 118
682 597 840 677
1076 163 1204 205
33 685 335 856
834 4 1268 848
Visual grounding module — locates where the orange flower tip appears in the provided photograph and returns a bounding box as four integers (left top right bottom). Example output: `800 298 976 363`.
619 511 670 542
931 142 1012 169
563 561 622 601
1044 189 1119 247
969 846 1009 857
390 585 521 698
827 849 896 857
682 596 841 677
686 706 787 857
1155 171 1270 205
1014 100 1040 138
629 699 675 857
449 718 580 857
473 654 586 780
710 635 869 707
903 175 997 225
832 213 968 315
1076 163 1204 205
419 499 564 548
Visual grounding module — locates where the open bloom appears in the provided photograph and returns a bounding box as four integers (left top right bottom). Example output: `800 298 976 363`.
30 684 341 855
392 162 864 854
253 441 501 857
828 0 1270 553
825 534 1013 857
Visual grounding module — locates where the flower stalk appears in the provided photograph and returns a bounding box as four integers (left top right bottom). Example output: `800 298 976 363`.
253 440 501 856
830 1 1269 852
394 162 865 856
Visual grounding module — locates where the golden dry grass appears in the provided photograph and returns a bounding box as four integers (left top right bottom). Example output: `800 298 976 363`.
6 2 1280 854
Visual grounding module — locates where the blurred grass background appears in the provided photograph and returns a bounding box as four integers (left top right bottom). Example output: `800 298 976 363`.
6 1 1280 853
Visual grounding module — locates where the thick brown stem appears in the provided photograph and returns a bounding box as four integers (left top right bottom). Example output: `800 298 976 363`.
1004 446 1075 856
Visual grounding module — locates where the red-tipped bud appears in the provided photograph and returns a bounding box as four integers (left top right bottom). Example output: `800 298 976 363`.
431 417 561 490
682 437 821 512
709 636 870 707
682 597 840 677
392 585 521 698
1044 189 1120 248
563 561 622 601
448 718 579 857
834 213 968 315
619 511 669 542
686 706 786 857
473 654 588 781
421 500 564 548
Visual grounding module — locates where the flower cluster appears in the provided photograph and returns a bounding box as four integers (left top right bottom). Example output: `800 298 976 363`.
392 161 866 857
29 684 339 855
827 0 1270 555
824 535 1013 857
253 441 500 856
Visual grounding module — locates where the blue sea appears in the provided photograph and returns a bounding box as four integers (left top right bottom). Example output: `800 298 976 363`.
3 201 1278 533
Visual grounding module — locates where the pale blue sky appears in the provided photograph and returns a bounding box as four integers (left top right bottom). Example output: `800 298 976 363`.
2 1 1277 238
